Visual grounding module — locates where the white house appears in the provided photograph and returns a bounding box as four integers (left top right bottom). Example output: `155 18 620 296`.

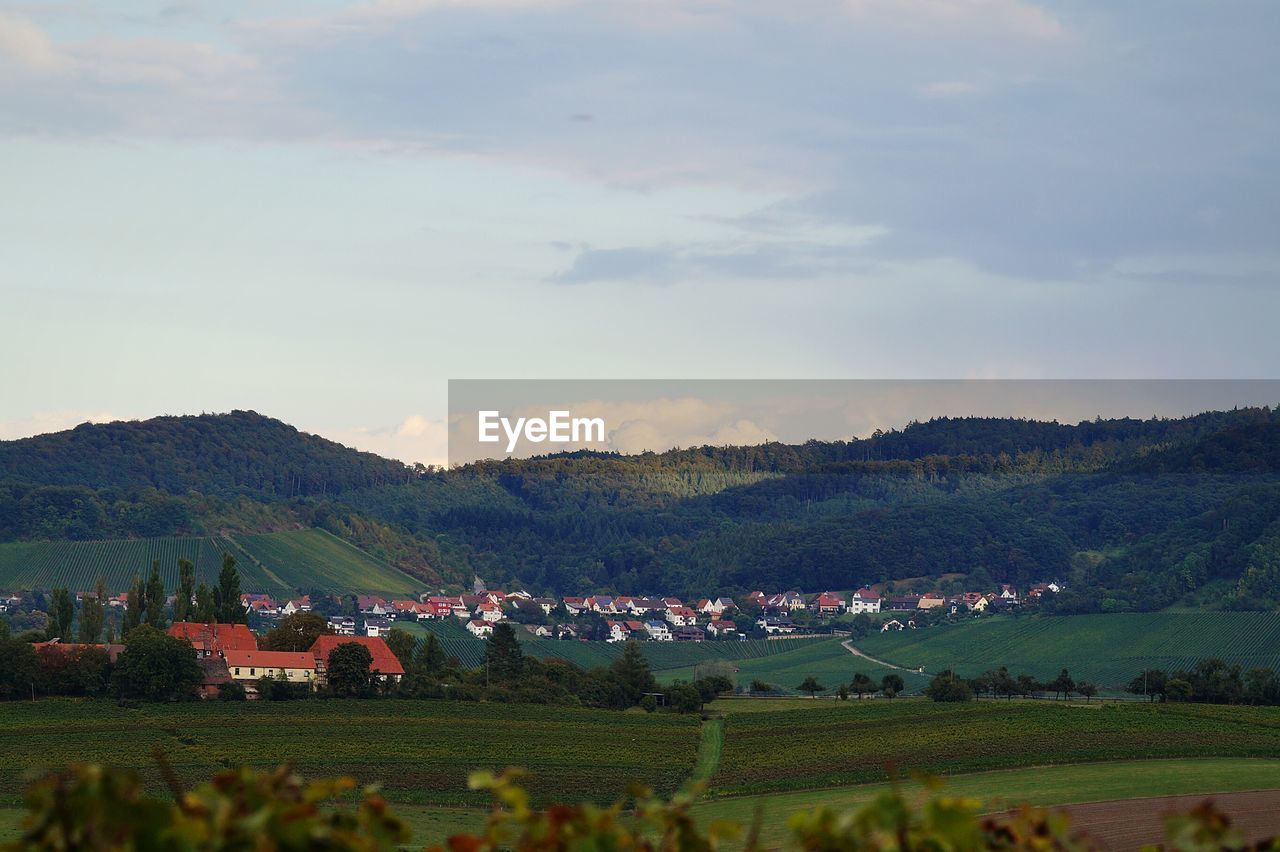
849 588 881 614
466 619 494 638
644 621 672 641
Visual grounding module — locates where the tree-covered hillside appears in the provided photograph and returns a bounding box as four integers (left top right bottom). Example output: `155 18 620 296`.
1 409 1278 607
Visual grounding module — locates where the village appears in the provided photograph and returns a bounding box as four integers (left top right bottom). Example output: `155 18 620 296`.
213 580 1060 644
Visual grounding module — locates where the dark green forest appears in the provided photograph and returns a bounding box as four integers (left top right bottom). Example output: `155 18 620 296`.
2 408 1279 610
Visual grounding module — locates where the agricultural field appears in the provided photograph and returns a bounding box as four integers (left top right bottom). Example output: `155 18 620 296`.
0 699 701 809
693 758 1280 849
0 529 421 597
403 622 898 694
711 700 1280 797
855 613 1280 689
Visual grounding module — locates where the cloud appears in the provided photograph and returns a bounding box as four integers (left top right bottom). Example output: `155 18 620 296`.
328 415 448 466
0 12 71 75
0 411 123 441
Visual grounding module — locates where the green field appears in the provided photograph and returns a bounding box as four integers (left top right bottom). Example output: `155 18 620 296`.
0 529 421 597
402 622 912 694
855 613 1280 689
694 758 1280 849
712 700 1280 797
0 699 700 809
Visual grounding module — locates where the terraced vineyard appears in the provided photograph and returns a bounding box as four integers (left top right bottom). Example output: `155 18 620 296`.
0 529 420 597
712 701 1280 797
855 613 1280 689
0 699 701 808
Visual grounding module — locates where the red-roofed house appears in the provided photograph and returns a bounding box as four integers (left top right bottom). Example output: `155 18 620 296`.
850 588 881 614
223 650 319 691
466 619 493 638
168 622 257 659
706 619 738 637
810 592 844 615
665 606 697 627
34 640 126 664
307 635 405 682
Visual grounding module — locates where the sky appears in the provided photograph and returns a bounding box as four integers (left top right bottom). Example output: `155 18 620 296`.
1 0 1277 465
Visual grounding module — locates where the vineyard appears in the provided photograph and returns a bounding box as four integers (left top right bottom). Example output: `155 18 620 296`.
398 622 917 693
712 701 1280 797
0 529 421 597
854 613 1280 689
0 699 701 808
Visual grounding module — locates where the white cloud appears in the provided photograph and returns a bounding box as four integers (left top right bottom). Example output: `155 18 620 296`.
328 415 449 466
0 411 123 441
0 12 71 75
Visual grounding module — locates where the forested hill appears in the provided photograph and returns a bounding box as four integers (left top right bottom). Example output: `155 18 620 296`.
0 410 413 498
2 408 1280 609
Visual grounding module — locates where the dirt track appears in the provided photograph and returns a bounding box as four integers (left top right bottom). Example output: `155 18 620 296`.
1035 790 1280 849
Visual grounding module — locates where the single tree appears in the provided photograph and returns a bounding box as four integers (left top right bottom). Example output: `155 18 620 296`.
1127 669 1168 703
414 632 446 674
850 672 875 699
173 559 195 623
384 628 417 670
1165 678 1193 702
46 588 74 640
881 673 905 698
327 642 374 697
111 625 200 701
610 641 657 706
261 612 331 652
797 676 826 698
144 560 167 629
1077 682 1098 702
77 579 106 644
483 623 525 684
194 584 216 623
1048 669 1076 701
214 554 246 624
123 575 145 635
924 669 973 702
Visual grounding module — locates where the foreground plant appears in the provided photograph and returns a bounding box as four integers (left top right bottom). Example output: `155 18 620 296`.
2 763 1273 851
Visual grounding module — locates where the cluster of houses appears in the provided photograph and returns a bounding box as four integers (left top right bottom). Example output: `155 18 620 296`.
231 582 1058 644
168 621 404 697
5 580 1060 650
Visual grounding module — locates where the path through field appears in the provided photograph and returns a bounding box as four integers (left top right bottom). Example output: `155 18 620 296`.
1046 790 1280 849
841 639 917 673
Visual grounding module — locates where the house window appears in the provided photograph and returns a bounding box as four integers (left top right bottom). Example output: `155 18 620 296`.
234 668 240 675
250 668 255 676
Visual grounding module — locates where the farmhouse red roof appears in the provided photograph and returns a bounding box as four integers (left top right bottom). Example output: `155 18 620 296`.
224 650 316 670
168 622 257 654
307 635 405 676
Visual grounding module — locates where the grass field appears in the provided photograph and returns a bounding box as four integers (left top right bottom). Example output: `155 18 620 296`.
693 758 1280 849
855 613 1280 689
712 700 1280 797
0 528 420 597
0 699 700 809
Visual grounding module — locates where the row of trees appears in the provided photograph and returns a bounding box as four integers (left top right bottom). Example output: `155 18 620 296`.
34 555 249 649
924 668 1097 703
1127 659 1280 705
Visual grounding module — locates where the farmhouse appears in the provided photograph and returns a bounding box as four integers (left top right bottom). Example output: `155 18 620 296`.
467 619 494 638
223 650 318 690
308 635 405 682
168 622 257 658
706 619 738 637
